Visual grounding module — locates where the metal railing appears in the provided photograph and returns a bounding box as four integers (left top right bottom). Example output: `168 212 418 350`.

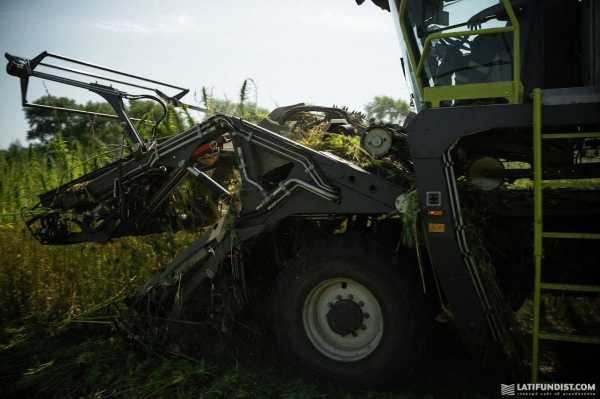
398 0 522 107
531 88 600 382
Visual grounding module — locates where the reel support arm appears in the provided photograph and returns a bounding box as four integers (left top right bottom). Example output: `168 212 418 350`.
5 51 206 150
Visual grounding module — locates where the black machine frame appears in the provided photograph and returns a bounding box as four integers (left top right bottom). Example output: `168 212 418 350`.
5 51 206 150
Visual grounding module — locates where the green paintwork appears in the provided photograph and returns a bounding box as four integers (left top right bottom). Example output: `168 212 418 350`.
541 283 600 293
543 132 600 140
398 0 421 102
532 88 543 383
398 0 522 107
531 88 600 382
539 333 600 345
542 232 600 240
424 81 522 108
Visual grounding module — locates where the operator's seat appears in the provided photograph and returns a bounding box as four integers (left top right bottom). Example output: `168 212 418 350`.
435 34 512 88
469 34 512 83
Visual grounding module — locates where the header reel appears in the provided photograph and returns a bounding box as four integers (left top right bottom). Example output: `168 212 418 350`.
5 51 206 150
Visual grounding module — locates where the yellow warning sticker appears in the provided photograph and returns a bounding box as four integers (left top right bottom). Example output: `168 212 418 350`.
428 223 446 233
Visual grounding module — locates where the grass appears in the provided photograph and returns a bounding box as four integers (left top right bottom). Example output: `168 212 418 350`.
0 215 487 398
0 321 488 399
0 222 198 323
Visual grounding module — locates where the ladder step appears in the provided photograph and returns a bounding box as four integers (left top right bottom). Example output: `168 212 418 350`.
543 132 600 140
541 181 600 189
539 332 600 344
542 232 600 240
541 282 600 293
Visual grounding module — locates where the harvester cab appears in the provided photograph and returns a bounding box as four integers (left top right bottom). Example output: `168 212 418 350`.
368 0 599 105
392 0 522 108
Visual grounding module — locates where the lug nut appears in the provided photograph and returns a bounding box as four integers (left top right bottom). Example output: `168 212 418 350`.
360 324 367 330
351 331 358 337
363 312 370 319
348 294 354 300
358 301 364 307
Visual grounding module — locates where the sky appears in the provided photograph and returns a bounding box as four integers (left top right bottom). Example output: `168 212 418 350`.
0 0 410 148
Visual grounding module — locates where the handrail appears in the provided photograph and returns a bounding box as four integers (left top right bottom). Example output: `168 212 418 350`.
415 26 514 81
501 0 520 85
398 0 421 100
531 88 543 383
398 0 521 106
530 88 600 382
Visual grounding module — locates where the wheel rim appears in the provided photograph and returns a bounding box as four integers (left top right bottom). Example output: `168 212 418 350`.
302 277 384 362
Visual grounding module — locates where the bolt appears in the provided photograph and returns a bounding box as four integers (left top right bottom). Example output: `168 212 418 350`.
358 301 365 307
360 324 367 330
363 312 370 319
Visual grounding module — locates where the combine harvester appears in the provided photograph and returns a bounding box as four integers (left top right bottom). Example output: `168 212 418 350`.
5 0 600 386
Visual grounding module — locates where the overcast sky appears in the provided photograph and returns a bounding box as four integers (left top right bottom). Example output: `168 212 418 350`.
0 0 410 148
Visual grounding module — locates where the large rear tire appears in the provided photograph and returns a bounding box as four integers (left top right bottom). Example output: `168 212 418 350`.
272 234 427 386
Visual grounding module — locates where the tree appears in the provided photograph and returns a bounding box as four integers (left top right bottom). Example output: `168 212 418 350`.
23 78 269 148
24 96 121 144
25 96 80 143
23 96 190 145
24 86 267 146
364 96 410 124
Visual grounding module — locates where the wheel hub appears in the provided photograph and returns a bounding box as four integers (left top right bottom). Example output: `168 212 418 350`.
302 277 384 362
326 299 364 337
